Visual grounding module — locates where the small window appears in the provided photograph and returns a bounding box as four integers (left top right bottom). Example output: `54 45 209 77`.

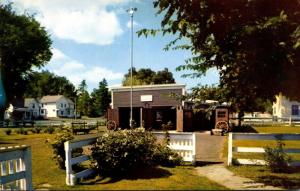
292 105 299 116
61 103 63 107
32 104 35 109
217 111 226 118
61 111 64 115
64 104 66 108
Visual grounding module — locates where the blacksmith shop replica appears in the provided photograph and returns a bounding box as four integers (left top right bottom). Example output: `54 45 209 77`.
107 84 230 132
107 84 185 130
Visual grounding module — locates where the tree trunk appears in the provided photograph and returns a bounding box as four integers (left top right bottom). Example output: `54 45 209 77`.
0 107 5 121
238 111 244 127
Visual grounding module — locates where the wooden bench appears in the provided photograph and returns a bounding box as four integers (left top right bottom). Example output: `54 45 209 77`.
71 122 95 135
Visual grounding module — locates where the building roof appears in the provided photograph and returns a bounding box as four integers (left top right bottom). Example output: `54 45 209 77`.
110 84 186 92
24 98 39 107
40 95 64 103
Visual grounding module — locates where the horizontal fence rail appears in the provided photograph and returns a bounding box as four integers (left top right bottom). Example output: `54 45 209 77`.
0 145 32 190
64 131 197 186
230 117 300 126
228 133 300 166
64 137 98 186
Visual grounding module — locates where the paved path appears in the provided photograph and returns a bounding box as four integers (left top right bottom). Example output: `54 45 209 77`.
196 164 282 190
194 132 282 190
195 132 225 162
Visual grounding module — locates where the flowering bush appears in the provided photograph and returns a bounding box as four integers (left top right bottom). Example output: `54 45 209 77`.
91 128 182 177
51 130 74 169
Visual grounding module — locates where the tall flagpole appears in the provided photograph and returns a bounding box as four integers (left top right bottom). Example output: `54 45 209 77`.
127 7 137 128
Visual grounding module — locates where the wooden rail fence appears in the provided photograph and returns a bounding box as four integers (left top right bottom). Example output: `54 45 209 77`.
228 133 300 166
0 145 32 190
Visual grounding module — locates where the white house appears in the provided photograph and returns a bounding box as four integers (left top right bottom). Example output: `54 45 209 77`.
40 95 75 118
24 98 40 119
273 93 300 120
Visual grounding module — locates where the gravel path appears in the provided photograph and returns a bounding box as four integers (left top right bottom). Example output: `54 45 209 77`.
195 132 282 190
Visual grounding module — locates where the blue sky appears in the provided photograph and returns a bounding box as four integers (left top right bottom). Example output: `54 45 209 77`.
9 0 219 92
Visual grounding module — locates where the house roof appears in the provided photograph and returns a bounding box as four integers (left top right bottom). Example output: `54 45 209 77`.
24 98 38 107
40 95 63 103
110 84 186 92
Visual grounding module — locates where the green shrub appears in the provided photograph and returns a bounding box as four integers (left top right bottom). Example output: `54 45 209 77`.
44 126 55 134
4 129 12 135
31 126 42 134
264 140 292 173
51 131 74 169
16 128 28 135
91 128 182 177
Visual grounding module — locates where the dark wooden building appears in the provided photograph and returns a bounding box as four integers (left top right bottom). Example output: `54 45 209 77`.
107 84 185 129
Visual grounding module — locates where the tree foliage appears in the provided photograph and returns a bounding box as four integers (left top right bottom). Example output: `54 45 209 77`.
122 67 175 86
139 0 300 113
90 79 111 117
77 80 91 116
24 70 76 98
0 3 52 117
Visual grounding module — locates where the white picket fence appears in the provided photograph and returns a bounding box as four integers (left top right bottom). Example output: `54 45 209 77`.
64 131 196 186
0 145 32 190
152 132 196 163
228 133 300 166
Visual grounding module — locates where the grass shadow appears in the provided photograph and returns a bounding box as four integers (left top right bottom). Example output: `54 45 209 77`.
79 166 172 185
195 161 223 167
258 174 300 189
232 125 258 133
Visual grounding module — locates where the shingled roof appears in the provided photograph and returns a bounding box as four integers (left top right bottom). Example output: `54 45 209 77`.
40 95 63 103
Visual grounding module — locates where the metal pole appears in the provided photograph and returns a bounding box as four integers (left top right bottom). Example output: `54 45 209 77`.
74 98 77 121
127 7 137 128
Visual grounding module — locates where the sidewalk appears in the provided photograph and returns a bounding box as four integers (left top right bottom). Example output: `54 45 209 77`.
195 132 282 190
196 164 282 190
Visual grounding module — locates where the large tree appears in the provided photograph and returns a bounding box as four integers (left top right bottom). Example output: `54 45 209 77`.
122 67 175 86
25 70 76 98
77 80 91 117
90 79 111 117
0 3 52 118
139 0 300 115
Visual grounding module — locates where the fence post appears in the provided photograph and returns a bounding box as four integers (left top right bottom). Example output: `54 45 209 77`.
227 133 233 166
23 147 33 190
64 141 75 186
192 133 196 165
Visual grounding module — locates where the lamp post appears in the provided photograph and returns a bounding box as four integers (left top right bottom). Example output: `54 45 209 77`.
127 7 137 128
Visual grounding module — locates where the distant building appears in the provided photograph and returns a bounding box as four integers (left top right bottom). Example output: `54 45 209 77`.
273 93 300 120
4 95 75 120
40 95 75 118
108 84 185 129
24 98 40 119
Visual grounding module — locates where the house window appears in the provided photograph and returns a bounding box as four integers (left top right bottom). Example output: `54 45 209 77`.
64 104 67 108
292 105 299 116
32 104 35 109
61 111 64 115
61 103 63 107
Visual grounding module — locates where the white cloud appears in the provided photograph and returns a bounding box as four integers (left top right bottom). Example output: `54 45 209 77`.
126 20 139 29
46 48 123 88
12 0 130 45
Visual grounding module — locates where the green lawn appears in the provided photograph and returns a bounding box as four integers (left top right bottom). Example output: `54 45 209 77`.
0 129 227 190
224 125 300 189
